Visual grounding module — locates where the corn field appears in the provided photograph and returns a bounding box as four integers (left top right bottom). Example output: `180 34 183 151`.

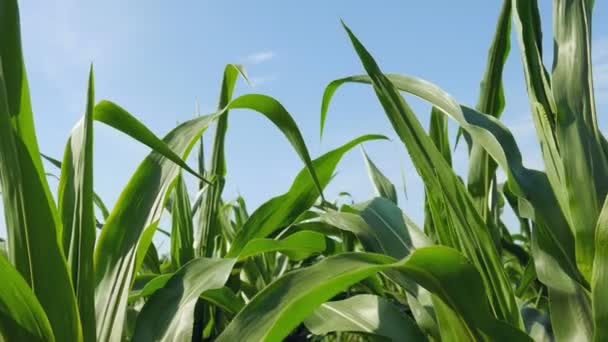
1 0 607 341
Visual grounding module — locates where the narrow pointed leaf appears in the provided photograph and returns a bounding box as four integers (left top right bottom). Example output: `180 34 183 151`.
362 148 397 204
0 2 82 340
338 22 520 326
57 67 96 342
170 173 194 268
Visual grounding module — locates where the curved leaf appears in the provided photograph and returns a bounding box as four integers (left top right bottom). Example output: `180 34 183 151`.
237 230 326 261
217 247 531 342
132 258 236 342
0 254 54 342
226 134 388 257
304 294 425 341
93 112 218 342
334 22 520 326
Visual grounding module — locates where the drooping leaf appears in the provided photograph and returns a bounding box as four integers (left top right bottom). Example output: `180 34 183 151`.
217 247 531 342
335 22 521 327
226 134 388 257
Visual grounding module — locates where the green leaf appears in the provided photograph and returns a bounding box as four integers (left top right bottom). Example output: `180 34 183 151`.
304 294 426 341
217 247 532 342
0 1 82 340
93 111 218 342
338 22 520 327
93 101 212 185
361 147 397 204
0 254 55 342
591 196 608 342
466 0 511 223
200 287 245 315
170 172 195 268
132 258 236 342
196 64 246 257
57 66 96 342
551 0 608 282
237 230 326 261
226 134 388 257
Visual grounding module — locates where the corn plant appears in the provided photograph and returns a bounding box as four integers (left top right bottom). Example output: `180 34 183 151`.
1 0 607 341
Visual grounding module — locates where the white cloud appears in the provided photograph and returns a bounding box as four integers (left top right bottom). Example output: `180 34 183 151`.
244 50 275 65
249 75 278 87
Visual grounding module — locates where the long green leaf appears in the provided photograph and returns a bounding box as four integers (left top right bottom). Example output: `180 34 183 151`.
132 258 236 342
551 0 608 281
170 172 194 268
93 101 212 185
196 64 246 257
304 294 426 341
217 247 531 342
0 1 82 340
237 230 326 261
0 254 54 342
467 0 511 223
57 66 96 342
337 22 521 327
226 134 387 257
93 111 218 342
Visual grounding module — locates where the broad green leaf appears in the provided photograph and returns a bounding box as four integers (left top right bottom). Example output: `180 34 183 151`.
0 1 82 340
591 196 608 342
0 254 54 342
237 230 326 261
551 0 608 281
338 22 520 327
196 64 246 257
132 258 236 342
170 173 194 268
511 0 570 233
217 247 532 342
57 66 96 342
93 111 218 342
226 134 388 257
304 294 425 341
361 148 397 204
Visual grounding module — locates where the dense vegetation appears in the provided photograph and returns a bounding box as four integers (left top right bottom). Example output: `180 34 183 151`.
1 0 606 341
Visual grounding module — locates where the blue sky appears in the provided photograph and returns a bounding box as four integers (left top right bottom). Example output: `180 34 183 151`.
1 1 607 250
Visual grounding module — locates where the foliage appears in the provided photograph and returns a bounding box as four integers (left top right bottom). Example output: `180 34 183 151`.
1 0 606 341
